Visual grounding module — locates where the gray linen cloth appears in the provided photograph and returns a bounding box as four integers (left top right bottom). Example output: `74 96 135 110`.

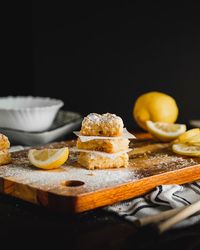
105 182 200 228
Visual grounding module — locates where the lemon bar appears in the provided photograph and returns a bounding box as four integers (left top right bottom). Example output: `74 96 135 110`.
80 113 124 137
77 138 129 153
0 134 10 150
77 152 129 170
0 149 11 166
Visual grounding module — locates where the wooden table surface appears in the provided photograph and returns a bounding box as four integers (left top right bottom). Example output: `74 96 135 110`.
1 132 200 249
0 193 200 250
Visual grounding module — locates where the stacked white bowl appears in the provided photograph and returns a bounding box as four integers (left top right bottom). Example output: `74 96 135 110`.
0 96 64 132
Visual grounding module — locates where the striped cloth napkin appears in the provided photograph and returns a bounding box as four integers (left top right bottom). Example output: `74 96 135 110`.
105 182 200 228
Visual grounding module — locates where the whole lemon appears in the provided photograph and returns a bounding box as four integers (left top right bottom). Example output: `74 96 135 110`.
133 91 179 130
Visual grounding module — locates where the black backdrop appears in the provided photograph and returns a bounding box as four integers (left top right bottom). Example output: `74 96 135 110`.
3 1 200 129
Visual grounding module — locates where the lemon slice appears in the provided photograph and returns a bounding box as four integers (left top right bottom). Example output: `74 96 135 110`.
176 128 200 144
28 147 69 169
172 143 200 157
146 121 186 142
183 135 200 147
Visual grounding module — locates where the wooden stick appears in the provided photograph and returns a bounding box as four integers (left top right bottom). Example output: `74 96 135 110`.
158 200 200 233
136 207 183 226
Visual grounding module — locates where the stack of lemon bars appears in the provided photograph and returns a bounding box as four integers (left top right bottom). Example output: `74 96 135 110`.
73 113 135 170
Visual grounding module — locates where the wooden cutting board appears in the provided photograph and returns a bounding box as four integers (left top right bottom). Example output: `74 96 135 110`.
0 134 200 213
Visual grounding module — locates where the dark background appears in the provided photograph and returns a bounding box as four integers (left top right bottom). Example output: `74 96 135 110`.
4 1 200 129
1 3 200 249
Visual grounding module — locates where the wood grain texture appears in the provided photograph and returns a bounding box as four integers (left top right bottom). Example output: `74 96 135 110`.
0 133 200 213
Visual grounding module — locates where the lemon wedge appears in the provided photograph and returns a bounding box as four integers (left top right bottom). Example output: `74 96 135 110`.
28 147 69 169
172 143 200 157
146 121 186 142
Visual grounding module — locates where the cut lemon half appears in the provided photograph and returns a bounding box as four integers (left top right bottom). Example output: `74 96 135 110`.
176 128 200 144
146 121 186 142
28 147 69 169
172 143 200 157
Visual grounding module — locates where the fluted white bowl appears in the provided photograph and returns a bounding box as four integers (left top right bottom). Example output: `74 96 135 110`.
0 96 64 132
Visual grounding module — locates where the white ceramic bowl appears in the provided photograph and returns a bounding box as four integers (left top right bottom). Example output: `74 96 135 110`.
0 110 82 145
0 96 64 132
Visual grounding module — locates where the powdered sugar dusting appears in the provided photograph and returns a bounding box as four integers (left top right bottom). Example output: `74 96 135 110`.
129 150 199 177
0 155 139 194
86 113 101 123
82 113 123 127
86 113 122 124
